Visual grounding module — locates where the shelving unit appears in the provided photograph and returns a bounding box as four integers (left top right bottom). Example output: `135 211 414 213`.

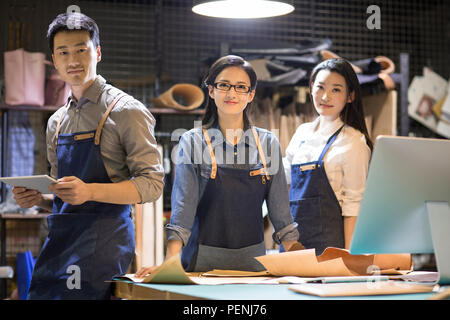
0 104 56 298
0 101 204 298
0 103 205 198
222 38 411 136
0 104 59 202
0 213 50 299
148 108 205 116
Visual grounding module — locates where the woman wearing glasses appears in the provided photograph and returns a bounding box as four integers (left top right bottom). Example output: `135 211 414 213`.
136 55 301 275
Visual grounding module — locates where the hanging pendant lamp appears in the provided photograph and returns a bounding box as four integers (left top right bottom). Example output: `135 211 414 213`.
192 0 295 19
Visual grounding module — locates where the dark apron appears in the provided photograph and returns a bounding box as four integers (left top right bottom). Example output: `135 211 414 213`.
287 126 345 255
28 93 135 299
181 127 270 272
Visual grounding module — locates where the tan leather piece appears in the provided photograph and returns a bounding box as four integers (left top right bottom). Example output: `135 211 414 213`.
151 83 204 111
378 72 396 90
320 50 363 74
375 56 395 74
317 247 412 275
288 242 306 251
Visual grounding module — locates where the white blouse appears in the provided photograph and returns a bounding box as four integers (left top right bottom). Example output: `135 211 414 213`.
283 116 371 217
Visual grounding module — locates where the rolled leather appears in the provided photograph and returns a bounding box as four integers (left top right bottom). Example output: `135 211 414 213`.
151 83 204 111
317 247 412 275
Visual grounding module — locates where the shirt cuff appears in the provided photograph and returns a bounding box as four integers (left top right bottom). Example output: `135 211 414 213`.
130 173 164 204
341 201 361 217
272 222 299 244
165 224 191 246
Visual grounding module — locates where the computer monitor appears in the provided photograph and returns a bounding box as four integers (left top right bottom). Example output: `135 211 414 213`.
350 135 450 284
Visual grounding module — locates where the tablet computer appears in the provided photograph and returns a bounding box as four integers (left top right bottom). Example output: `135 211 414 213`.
0 175 57 194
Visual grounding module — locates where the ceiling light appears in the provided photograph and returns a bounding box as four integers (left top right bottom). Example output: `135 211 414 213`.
192 0 295 19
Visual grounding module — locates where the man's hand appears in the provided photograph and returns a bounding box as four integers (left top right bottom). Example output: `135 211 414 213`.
12 187 43 208
49 176 92 205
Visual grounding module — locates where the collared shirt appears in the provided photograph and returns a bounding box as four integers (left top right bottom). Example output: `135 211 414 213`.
166 125 299 246
283 117 371 217
46 75 164 203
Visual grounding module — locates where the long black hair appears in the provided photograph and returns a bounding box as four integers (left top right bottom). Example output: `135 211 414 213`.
202 55 257 129
309 58 373 151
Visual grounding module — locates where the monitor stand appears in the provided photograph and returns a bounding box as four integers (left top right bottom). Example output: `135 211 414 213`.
427 201 450 285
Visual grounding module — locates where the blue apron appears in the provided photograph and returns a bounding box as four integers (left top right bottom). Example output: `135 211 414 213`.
181 127 270 272
287 126 345 256
28 93 135 299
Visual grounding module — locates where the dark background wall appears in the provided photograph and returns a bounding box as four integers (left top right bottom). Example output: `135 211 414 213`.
1 0 449 135
1 0 447 298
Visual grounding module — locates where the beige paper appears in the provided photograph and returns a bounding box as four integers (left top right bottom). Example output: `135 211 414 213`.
201 270 271 277
256 249 355 277
117 249 411 285
116 255 273 285
189 276 274 285
255 247 412 277
117 254 196 284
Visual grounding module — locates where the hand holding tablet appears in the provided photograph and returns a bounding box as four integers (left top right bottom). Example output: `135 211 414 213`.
0 175 57 194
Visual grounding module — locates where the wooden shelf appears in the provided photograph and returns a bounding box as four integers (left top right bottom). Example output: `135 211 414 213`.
149 108 205 115
0 104 205 115
0 212 50 219
0 103 60 112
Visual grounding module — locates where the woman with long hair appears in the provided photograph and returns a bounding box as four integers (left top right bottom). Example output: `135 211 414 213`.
137 55 300 275
283 58 373 255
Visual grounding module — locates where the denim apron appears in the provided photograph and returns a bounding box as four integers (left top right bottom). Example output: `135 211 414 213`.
181 127 270 272
28 93 135 299
288 126 345 255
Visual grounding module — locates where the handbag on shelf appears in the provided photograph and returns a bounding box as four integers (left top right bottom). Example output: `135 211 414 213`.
45 68 71 107
4 48 50 106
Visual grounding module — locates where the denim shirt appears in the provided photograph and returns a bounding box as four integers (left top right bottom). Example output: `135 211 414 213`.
166 125 299 246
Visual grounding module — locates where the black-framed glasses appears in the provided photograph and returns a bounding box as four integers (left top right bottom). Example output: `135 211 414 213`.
213 82 252 94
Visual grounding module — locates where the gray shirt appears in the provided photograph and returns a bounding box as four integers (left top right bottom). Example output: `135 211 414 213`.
46 75 164 203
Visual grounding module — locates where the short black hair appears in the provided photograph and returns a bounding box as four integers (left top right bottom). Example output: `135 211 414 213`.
47 13 100 53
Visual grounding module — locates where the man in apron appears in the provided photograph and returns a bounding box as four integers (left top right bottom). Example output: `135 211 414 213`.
12 13 164 299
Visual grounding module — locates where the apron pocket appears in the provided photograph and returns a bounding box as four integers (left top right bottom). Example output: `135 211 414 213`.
199 165 211 179
32 224 98 285
290 197 323 244
29 214 100 299
194 241 266 272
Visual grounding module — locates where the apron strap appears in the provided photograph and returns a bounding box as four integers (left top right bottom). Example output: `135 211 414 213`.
94 93 128 145
317 125 345 164
202 126 270 180
251 126 270 180
202 128 217 179
55 99 72 148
